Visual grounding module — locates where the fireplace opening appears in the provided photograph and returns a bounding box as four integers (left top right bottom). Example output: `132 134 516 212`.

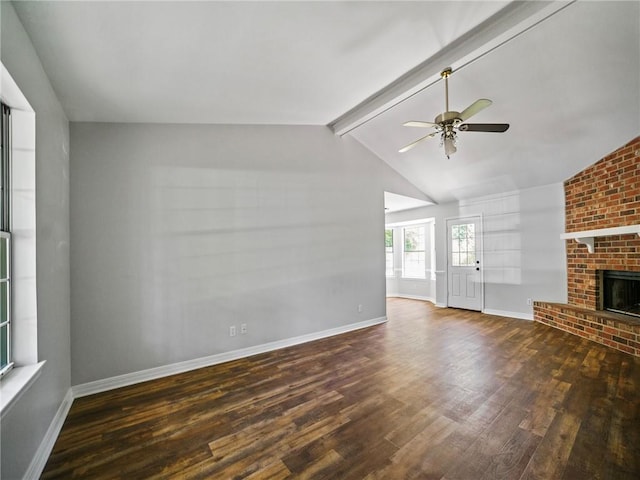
600 270 640 317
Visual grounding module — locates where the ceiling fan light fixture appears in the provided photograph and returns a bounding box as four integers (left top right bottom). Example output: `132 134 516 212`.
443 134 457 158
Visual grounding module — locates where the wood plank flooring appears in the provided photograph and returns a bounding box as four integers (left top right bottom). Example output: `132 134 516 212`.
42 298 640 479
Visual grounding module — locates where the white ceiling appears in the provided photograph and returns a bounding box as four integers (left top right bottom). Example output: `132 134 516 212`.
11 0 640 207
353 1 640 204
384 191 433 214
11 0 508 124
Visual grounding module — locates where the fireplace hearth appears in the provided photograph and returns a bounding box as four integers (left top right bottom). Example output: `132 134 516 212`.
599 270 640 318
534 137 640 356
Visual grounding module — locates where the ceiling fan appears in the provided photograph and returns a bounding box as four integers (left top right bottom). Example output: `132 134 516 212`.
399 67 509 158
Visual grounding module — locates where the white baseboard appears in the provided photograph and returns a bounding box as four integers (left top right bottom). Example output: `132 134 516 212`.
23 388 74 480
23 316 387 479
387 294 435 304
72 316 387 398
483 308 533 321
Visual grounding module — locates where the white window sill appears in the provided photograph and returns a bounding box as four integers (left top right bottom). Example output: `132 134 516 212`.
0 361 45 419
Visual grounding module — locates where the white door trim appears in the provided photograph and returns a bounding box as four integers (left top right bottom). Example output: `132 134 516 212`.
445 215 484 311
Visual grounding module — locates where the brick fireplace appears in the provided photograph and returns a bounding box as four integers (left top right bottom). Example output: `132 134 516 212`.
534 136 640 356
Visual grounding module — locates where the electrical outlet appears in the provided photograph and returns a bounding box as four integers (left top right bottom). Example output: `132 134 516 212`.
240 323 247 334
526 298 533 306
358 304 363 313
229 325 237 337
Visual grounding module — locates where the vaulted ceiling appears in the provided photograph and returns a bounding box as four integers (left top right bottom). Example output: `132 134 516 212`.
11 1 640 205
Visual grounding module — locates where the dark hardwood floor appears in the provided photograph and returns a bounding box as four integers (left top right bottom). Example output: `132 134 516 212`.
42 298 640 479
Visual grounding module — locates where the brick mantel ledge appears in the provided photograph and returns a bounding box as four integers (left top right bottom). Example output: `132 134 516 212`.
534 301 640 357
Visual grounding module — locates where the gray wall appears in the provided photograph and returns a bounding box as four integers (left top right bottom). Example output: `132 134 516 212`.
1 3 71 479
70 122 425 384
0 1 567 476
386 183 567 316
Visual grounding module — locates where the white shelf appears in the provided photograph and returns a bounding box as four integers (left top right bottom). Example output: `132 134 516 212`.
560 225 640 253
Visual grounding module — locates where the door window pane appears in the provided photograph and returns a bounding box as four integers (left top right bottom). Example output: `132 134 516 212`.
451 223 475 266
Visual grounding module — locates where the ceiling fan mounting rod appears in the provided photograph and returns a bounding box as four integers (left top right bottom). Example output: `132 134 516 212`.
441 67 452 113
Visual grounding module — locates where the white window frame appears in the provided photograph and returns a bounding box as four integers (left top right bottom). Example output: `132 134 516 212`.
1 63 44 419
402 225 426 279
385 228 394 277
385 218 435 281
0 103 12 377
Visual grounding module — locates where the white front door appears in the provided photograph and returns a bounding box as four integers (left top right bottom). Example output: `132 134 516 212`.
447 217 483 311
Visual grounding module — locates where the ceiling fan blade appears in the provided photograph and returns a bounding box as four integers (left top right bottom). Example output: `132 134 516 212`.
459 99 492 121
398 132 438 153
459 123 510 133
403 121 438 128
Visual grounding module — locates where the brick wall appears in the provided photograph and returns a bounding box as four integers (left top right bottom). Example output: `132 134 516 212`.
565 136 640 309
534 136 640 356
565 136 640 232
